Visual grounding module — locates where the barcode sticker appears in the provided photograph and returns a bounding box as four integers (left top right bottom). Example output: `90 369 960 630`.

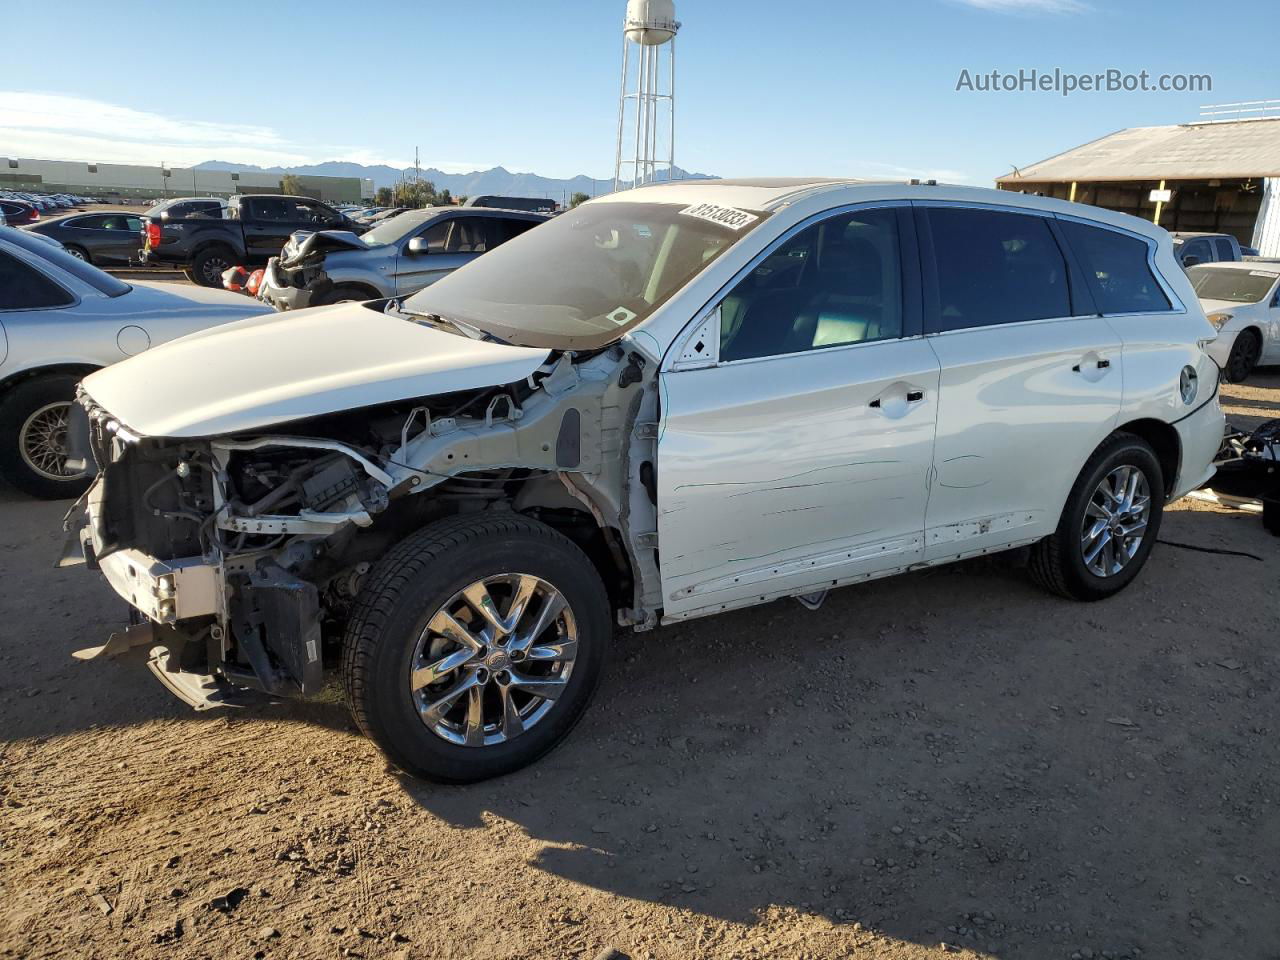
679 202 760 231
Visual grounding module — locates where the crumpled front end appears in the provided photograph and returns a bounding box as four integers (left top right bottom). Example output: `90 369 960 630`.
67 396 389 706
66 344 664 711
260 229 369 311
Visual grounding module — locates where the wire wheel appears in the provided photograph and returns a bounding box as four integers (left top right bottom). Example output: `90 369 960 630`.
410 573 578 747
19 401 83 482
1080 465 1151 577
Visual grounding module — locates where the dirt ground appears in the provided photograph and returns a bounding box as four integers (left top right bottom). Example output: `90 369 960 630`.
1 375 1278 960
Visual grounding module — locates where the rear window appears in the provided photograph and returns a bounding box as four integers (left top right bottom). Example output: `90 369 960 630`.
1 228 131 298
1060 221 1172 314
0 248 76 309
925 207 1071 332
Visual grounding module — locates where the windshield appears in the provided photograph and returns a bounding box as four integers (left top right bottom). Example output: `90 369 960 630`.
360 211 435 247
1188 266 1277 304
402 201 769 349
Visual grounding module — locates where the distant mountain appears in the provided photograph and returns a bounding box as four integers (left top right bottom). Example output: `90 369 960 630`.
193 160 715 198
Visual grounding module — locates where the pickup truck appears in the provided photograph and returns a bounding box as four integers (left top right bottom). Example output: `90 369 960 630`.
1170 231 1243 269
140 194 366 287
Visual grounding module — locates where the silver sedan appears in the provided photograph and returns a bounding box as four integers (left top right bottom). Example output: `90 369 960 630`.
0 228 273 498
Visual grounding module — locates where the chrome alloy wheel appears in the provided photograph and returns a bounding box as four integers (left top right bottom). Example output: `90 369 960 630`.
1080 465 1151 577
410 574 578 747
19 401 83 482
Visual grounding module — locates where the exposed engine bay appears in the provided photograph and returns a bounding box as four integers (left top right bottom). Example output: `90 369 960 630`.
67 346 663 707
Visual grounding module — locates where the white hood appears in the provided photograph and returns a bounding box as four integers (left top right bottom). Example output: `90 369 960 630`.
1197 298 1242 317
83 302 550 438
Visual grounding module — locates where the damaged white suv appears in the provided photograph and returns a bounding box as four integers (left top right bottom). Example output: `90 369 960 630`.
66 179 1224 782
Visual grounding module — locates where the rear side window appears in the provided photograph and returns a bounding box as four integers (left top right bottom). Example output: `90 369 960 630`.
488 217 539 246
0 249 75 310
1060 221 1172 314
1212 237 1236 260
924 208 1070 332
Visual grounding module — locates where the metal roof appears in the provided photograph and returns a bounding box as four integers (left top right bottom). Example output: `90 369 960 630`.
997 117 1280 184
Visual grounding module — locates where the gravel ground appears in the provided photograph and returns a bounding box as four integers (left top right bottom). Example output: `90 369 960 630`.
1 375 1277 960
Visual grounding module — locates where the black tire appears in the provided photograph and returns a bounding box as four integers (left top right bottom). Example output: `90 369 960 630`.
1029 432 1166 601
342 514 611 783
63 244 91 263
0 374 92 499
190 246 236 287
1224 329 1261 383
315 284 376 306
182 268 199 284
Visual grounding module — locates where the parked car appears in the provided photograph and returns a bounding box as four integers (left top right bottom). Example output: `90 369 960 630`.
0 199 40 226
465 195 558 213
258 207 549 310
25 211 144 265
140 194 366 287
1187 260 1280 381
362 207 409 224
66 179 1223 782
1171 231 1242 269
0 228 273 498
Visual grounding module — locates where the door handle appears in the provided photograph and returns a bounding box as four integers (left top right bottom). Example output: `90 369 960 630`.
870 386 925 410
1072 356 1111 374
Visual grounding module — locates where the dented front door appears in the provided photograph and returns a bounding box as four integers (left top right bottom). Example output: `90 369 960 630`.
656 339 941 619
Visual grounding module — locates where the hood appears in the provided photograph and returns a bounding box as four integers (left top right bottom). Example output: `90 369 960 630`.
126 279 276 313
82 302 550 438
1197 298 1247 318
280 229 367 267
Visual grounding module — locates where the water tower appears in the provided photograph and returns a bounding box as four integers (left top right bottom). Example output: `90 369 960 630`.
613 0 680 191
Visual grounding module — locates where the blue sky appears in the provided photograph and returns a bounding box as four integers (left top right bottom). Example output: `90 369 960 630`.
2 0 1276 184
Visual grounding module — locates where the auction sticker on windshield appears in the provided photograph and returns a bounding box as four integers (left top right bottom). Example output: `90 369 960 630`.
680 202 760 231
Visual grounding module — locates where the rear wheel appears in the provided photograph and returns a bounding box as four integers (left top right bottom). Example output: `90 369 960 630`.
342 515 611 783
1224 329 1261 383
1029 433 1165 601
191 246 235 287
63 245 90 263
0 374 92 499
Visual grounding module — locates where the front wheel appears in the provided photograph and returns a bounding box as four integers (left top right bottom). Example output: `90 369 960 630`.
1029 433 1165 601
314 284 376 306
63 245 90 263
0 374 92 499
342 515 611 783
1224 329 1261 383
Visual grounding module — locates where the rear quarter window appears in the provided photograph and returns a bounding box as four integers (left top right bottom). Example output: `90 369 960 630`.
0 249 76 310
1060 221 1172 314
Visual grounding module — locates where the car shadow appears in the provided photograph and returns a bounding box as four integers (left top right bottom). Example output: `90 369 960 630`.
391 510 1278 959
6 479 1277 958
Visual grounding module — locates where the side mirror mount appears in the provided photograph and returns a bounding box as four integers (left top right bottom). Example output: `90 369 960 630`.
1182 255 1201 267
407 237 430 256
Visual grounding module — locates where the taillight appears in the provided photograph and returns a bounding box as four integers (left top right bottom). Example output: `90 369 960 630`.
146 222 162 247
